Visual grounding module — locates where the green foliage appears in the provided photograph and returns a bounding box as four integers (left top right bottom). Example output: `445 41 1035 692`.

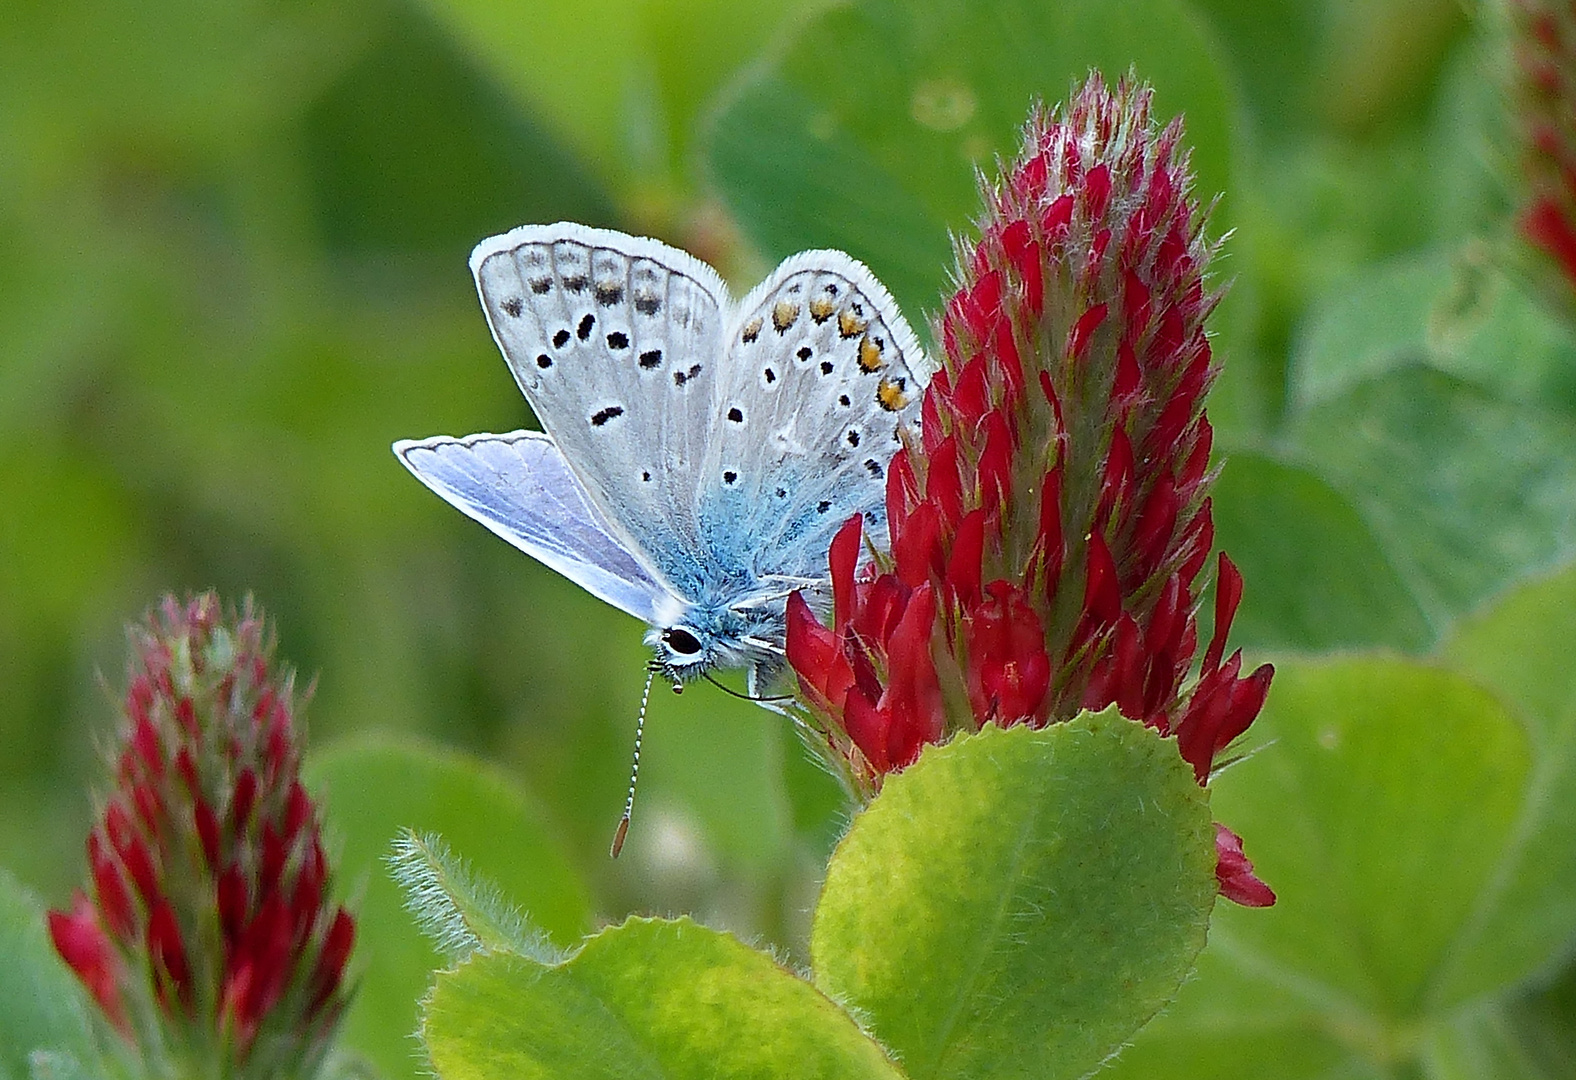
306 738 591 1080
705 0 1236 324
812 715 1217 1080
424 918 902 1080
1210 453 1433 652
416 0 806 219
415 719 1215 1080
1102 576 1576 1077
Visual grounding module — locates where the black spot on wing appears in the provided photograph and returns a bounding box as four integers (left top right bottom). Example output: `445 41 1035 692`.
723 470 738 485
674 363 702 387
577 314 595 341
727 407 744 423
564 275 589 293
536 354 552 369
530 278 552 294
590 406 624 427
606 331 629 350
634 295 661 316
639 349 662 369
595 282 624 306
553 329 571 348
501 297 524 317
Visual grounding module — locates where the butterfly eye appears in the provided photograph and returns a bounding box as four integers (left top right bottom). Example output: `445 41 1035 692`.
663 628 703 656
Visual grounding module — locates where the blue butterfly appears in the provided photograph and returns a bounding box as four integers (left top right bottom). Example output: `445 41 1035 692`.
394 223 932 692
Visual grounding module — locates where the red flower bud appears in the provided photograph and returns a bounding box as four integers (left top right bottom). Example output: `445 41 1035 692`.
786 75 1274 906
48 595 355 1074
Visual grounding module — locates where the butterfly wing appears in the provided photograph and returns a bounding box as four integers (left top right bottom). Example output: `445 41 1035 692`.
393 431 677 626
699 250 935 584
470 223 729 602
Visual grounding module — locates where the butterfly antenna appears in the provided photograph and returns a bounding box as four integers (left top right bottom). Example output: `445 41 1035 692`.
611 664 657 858
702 671 793 703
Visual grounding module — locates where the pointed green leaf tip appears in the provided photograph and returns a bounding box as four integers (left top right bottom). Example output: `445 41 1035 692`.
812 711 1217 1080
422 916 902 1080
388 829 560 965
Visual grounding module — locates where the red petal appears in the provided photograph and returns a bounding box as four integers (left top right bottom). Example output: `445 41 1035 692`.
1525 197 1576 287
946 508 989 605
1113 338 1140 399
1133 472 1180 576
1001 218 1043 317
1215 823 1275 907
886 448 918 543
952 355 993 430
131 715 164 780
309 908 356 1016
1085 163 1112 219
978 412 1015 515
147 898 192 1012
926 437 964 531
175 696 198 739
231 768 258 830
1042 193 1075 236
989 319 1024 399
1016 150 1049 204
1098 427 1135 531
893 502 943 588
829 515 864 633
1069 303 1109 362
881 584 944 765
842 692 892 774
48 893 129 1031
1083 533 1122 628
88 833 136 940
1203 552 1243 674
218 864 249 946
194 799 221 871
1123 267 1152 333
1180 415 1213 492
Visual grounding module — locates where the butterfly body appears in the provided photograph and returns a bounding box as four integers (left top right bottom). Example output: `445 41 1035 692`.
396 223 931 686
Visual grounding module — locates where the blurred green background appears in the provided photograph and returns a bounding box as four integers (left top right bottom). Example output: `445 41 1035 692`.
5 0 1576 1076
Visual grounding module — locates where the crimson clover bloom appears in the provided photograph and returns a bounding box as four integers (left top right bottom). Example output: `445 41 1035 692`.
786 73 1275 907
1513 0 1576 297
47 595 355 1077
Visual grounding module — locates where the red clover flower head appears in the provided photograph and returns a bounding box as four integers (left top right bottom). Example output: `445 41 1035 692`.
1513 0 1576 298
786 73 1275 907
47 595 355 1077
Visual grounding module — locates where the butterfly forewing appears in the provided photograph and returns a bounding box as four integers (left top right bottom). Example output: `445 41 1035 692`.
471 224 728 599
700 251 933 585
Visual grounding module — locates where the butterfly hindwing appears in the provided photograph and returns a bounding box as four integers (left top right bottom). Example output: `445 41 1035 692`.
700 250 934 584
393 431 675 625
471 223 728 599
